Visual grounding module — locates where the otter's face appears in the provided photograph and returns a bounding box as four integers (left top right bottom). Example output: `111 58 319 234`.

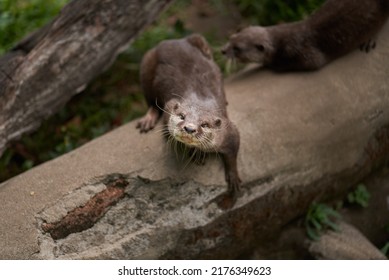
222 26 272 65
164 99 224 152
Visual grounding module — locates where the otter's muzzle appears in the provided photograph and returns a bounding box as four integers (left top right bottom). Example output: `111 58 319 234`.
184 125 196 134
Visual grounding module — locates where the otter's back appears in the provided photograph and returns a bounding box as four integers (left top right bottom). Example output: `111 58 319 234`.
309 0 389 58
150 36 225 107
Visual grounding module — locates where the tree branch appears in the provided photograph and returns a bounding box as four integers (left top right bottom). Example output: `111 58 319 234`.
0 0 173 156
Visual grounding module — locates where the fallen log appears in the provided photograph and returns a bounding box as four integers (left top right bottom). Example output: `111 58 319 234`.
0 0 173 156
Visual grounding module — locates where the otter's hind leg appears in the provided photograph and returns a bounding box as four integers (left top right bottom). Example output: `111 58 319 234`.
136 106 160 133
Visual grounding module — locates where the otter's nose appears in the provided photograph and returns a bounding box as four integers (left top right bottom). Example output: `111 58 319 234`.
184 126 196 134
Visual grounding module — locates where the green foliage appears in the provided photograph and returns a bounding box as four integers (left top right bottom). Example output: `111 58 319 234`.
305 203 341 241
347 184 371 208
233 0 325 25
0 0 68 54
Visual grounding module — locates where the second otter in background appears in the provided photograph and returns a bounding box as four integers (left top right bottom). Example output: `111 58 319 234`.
222 0 389 71
137 34 241 195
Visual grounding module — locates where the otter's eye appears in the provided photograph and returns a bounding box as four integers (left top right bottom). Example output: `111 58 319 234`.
173 104 179 111
215 119 222 127
201 122 209 128
178 113 185 120
255 44 265 52
233 46 241 54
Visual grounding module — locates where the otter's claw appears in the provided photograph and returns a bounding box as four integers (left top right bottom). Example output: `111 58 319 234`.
136 117 155 133
136 107 160 133
360 39 376 53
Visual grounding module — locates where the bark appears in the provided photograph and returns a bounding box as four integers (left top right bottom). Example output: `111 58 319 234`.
0 0 173 156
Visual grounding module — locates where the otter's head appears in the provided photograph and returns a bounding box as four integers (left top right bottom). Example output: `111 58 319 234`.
221 26 273 65
164 98 226 152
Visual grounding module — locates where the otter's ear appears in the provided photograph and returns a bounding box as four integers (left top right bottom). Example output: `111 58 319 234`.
255 44 265 52
166 98 180 112
186 34 213 60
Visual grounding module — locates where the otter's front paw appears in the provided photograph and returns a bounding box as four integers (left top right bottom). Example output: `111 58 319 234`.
360 39 376 53
226 172 242 195
136 117 156 133
212 174 241 210
136 107 159 133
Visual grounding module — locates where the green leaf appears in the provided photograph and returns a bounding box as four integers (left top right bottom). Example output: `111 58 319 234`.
305 203 341 240
306 226 320 241
324 220 340 232
310 218 322 230
347 183 371 208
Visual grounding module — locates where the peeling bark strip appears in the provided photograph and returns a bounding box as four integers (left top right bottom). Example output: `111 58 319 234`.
41 178 128 240
0 0 174 156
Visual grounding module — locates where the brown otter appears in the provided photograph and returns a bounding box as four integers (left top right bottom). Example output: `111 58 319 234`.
136 34 241 194
222 0 389 71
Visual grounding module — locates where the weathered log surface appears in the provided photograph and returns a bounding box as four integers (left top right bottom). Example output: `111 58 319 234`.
0 0 173 156
1 22 389 260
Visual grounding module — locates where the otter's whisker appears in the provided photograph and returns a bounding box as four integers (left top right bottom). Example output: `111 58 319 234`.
155 101 174 118
154 126 170 135
182 142 189 162
181 148 198 171
201 150 207 164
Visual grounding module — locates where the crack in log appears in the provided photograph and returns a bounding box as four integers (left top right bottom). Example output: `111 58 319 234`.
41 177 128 240
244 175 274 190
209 175 274 210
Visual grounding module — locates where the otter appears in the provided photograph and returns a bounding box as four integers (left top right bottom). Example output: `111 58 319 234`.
136 34 241 195
222 0 389 71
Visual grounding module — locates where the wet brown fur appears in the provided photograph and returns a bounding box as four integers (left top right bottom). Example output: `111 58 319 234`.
137 34 241 194
223 0 389 71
